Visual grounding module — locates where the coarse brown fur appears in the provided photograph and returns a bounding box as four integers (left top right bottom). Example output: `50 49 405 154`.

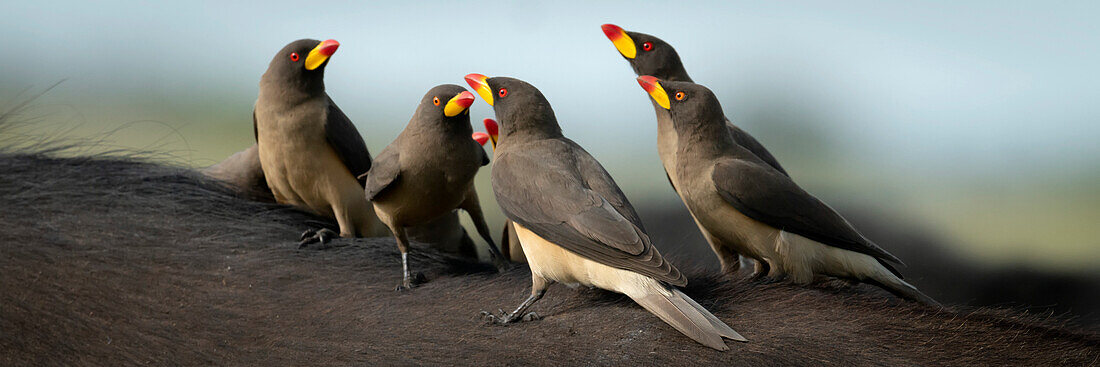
1 153 1097 366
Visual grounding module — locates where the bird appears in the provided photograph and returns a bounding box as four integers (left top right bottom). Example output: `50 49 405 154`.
475 118 525 263
636 76 939 306
362 84 508 290
601 24 787 275
465 73 747 350
253 38 385 245
202 144 274 202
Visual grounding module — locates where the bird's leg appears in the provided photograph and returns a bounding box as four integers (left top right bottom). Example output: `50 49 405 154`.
702 230 742 275
750 258 771 279
298 228 338 248
392 227 423 291
461 189 510 272
482 275 550 324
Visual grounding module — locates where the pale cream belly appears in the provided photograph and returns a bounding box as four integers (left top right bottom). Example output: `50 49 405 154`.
513 223 652 296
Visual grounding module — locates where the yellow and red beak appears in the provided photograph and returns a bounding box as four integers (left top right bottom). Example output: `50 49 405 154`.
483 118 499 148
305 39 340 70
464 73 493 106
636 75 670 110
601 24 636 59
444 91 475 117
472 132 490 146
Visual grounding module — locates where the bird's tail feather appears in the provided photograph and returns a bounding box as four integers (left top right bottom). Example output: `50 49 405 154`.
870 269 942 307
675 288 747 342
629 282 746 351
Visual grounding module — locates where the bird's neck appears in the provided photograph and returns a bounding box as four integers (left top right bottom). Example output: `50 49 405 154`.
258 76 325 108
675 117 735 159
664 68 693 83
498 105 564 141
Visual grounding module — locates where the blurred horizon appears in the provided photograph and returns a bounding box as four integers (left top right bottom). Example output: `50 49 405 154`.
2 1 1097 272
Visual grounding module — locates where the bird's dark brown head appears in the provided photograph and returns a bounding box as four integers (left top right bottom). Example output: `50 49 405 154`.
636 76 724 133
464 74 561 142
260 38 340 95
601 24 691 82
410 84 475 133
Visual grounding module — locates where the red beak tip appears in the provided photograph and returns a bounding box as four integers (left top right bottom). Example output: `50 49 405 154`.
472 133 490 145
601 24 623 40
319 39 340 56
465 73 486 82
637 75 658 91
483 119 499 135
456 92 475 108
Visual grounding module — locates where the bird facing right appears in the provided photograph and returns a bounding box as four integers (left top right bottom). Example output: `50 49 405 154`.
363 84 507 290
636 76 939 306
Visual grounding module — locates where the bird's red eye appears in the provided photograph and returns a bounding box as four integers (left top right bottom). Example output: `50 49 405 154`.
289 53 299 61
433 97 440 106
675 91 686 100
498 88 508 98
642 42 653 51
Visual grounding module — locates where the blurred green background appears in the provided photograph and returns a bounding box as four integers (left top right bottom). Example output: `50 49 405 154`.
2 1 1097 274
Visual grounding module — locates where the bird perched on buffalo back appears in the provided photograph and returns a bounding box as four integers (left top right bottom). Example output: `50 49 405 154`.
465 74 746 350
254 38 385 245
362 84 508 290
601 24 786 275
636 76 939 306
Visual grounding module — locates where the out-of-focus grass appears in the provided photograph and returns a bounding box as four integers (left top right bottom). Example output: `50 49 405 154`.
905 180 1099 270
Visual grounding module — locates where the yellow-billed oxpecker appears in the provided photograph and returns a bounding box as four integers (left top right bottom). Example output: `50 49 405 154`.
363 84 508 290
465 74 747 350
636 76 939 306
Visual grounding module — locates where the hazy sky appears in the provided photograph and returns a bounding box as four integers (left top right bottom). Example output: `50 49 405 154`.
3 0 1098 178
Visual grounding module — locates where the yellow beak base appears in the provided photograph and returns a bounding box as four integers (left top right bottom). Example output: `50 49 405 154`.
444 92 474 117
465 74 493 106
646 82 671 109
611 31 636 59
304 41 336 70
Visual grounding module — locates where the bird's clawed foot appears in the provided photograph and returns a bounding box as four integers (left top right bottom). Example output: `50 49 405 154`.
394 272 427 291
298 228 338 248
491 256 512 274
479 309 540 324
750 260 772 280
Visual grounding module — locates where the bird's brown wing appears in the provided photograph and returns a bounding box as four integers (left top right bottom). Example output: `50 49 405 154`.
324 97 372 186
361 146 400 201
724 118 788 177
493 139 685 286
711 157 903 270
